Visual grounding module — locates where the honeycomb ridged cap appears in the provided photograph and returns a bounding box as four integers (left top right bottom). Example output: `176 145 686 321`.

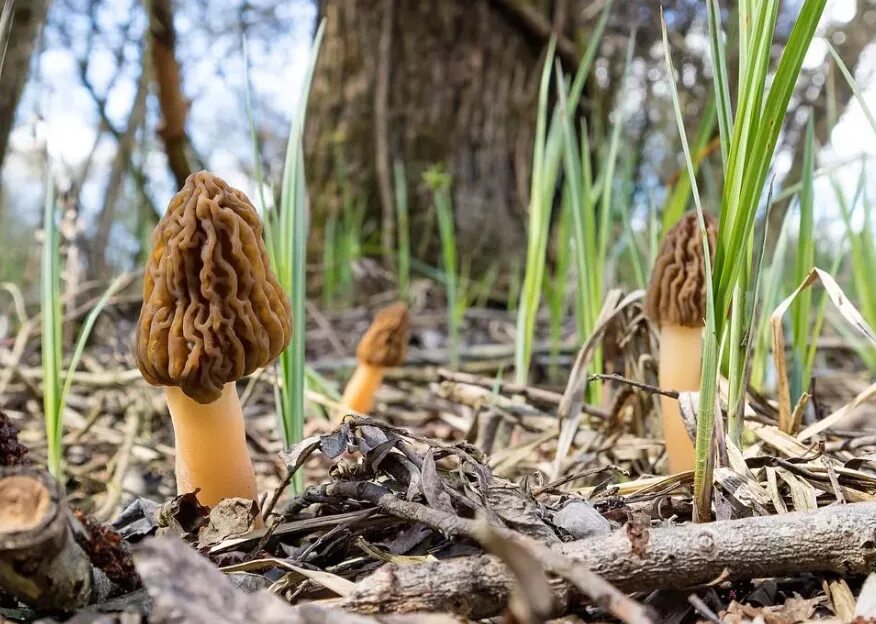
645 210 717 328
356 302 410 367
135 171 292 404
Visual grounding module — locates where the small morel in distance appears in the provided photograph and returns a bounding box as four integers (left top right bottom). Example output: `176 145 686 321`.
645 210 717 474
339 302 409 417
135 171 292 508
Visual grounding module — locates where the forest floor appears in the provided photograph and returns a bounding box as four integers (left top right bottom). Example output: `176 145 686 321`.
3 283 876 622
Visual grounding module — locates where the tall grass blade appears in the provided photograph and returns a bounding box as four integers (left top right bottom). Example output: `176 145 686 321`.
270 21 325 491
828 44 876 134
41 177 63 479
789 116 815 403
426 165 459 369
394 159 410 303
662 10 718 523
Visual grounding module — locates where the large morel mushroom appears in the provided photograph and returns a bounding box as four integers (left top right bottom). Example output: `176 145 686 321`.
136 171 291 507
645 210 717 474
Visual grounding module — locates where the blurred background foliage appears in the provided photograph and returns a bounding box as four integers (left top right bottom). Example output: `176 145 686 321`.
0 0 874 300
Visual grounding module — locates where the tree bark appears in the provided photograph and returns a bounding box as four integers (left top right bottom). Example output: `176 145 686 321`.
0 0 50 170
306 0 552 274
147 0 194 189
346 501 876 618
0 466 99 610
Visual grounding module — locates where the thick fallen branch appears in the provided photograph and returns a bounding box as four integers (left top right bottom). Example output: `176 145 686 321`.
345 499 876 618
311 481 653 623
0 467 105 610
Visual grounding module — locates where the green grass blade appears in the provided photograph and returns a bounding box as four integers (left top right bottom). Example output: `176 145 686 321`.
394 159 410 303
662 10 718 522
41 177 63 479
789 116 815 401
828 44 876 134
706 0 733 165
515 37 557 385
59 275 129 412
426 166 459 369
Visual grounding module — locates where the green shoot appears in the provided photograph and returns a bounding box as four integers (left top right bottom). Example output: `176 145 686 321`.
41 177 63 479
546 199 572 381
789 116 815 403
424 164 459 370
264 22 325 492
661 10 717 523
394 159 410 303
514 1 612 386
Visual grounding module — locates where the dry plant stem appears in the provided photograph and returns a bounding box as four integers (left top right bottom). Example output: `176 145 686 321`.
659 324 702 473
0 467 96 610
341 363 385 415
347 498 876 618
166 383 259 510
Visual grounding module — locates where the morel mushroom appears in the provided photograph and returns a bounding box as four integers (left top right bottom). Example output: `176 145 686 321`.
136 171 291 507
645 210 717 474
339 302 409 416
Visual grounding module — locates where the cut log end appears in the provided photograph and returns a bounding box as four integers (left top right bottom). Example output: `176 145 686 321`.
0 467 96 610
0 474 53 533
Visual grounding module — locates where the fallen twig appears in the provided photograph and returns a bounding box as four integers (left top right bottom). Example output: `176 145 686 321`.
345 498 876 618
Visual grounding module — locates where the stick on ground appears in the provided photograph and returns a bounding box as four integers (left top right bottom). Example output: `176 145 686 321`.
345 499 876 618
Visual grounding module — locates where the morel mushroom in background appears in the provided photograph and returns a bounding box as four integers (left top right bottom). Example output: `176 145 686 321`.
645 210 717 474
136 171 292 508
339 302 409 417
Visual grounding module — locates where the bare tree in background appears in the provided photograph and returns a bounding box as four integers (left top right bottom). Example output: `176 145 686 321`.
0 0 50 170
147 0 197 188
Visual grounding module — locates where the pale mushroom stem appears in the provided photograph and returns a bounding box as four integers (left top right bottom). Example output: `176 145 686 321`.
658 324 704 474
340 363 385 415
165 383 258 508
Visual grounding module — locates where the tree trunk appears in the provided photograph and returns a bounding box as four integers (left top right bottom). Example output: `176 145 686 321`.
0 0 50 171
306 0 562 275
147 0 195 189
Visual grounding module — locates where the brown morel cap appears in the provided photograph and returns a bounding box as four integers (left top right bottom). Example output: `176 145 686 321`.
136 171 292 404
645 210 717 328
356 302 410 367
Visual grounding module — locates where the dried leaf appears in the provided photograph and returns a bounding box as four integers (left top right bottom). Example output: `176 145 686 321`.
197 498 259 548
320 424 351 459
355 537 438 565
113 498 161 541
485 482 559 543
824 577 855 622
221 557 355 597
771 267 876 434
856 573 876 620
156 492 209 537
278 435 321 471
420 449 454 513
552 500 611 539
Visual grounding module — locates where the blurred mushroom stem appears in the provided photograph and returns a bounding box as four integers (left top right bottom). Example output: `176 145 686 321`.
165 383 259 510
658 324 702 473
340 363 385 415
